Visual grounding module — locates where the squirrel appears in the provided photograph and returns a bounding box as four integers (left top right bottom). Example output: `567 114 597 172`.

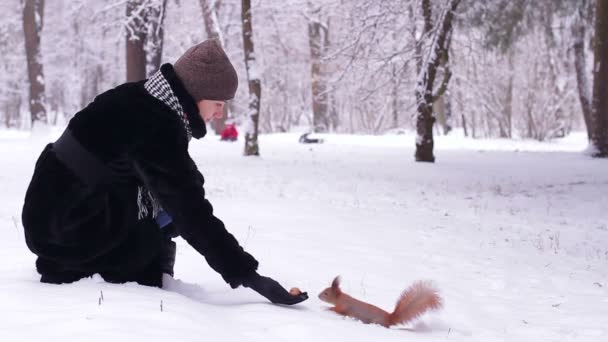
318 276 443 328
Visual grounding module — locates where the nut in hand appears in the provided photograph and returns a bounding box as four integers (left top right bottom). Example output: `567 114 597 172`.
289 287 302 296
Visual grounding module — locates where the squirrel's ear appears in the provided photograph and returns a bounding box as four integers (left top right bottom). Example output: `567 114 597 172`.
331 276 341 291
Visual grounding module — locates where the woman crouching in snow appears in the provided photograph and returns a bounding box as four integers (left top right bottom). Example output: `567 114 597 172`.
21 39 307 305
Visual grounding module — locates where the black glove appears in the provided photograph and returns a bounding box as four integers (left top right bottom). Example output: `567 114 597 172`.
242 272 308 305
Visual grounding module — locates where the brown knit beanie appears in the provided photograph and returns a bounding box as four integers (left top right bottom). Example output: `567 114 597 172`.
173 39 238 101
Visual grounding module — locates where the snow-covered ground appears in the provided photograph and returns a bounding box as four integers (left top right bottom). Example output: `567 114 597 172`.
1 128 607 342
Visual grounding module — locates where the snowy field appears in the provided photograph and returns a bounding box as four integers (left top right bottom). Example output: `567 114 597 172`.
1 128 607 342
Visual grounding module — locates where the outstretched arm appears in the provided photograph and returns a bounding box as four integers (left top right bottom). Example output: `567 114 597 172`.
131 117 257 288
131 117 308 305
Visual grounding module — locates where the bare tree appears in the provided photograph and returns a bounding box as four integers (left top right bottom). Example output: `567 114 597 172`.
125 0 167 81
200 0 228 134
415 0 460 162
15 0 594 142
242 0 260 156
126 0 147 82
502 49 514 138
23 0 47 126
200 0 224 42
307 1 331 132
326 0 418 134
433 29 453 135
591 0 608 156
0 2 23 128
572 0 593 140
456 0 579 141
146 0 168 77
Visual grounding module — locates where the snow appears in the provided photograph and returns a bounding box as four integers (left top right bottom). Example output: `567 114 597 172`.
1 128 607 341
246 56 260 82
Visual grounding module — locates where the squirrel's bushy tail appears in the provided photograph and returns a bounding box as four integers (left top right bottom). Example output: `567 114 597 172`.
388 281 443 326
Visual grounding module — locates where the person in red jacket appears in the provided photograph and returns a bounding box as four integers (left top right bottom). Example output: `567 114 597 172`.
220 123 238 141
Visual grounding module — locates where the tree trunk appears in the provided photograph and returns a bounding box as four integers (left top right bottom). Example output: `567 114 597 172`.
461 113 468 137
3 103 8 128
433 29 453 135
444 91 453 132
200 0 227 135
422 0 433 41
146 0 168 77
591 0 608 156
415 0 460 162
308 3 330 133
573 0 593 140
325 20 338 131
471 111 477 138
200 0 224 42
434 93 448 135
504 50 514 138
23 0 47 127
391 62 399 129
3 90 21 129
126 0 147 82
242 0 260 156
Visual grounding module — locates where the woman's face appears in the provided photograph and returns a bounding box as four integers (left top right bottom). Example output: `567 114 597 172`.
197 100 225 122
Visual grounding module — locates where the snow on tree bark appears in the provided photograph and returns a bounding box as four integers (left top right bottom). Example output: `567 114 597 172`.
414 0 460 163
433 29 453 136
242 0 261 156
23 0 47 126
125 0 167 81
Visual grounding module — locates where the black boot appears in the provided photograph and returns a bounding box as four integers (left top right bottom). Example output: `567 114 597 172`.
160 238 176 277
100 255 163 288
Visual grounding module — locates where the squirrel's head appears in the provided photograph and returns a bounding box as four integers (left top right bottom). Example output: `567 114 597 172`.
318 276 342 304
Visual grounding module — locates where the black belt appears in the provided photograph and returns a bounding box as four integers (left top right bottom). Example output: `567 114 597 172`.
53 129 113 186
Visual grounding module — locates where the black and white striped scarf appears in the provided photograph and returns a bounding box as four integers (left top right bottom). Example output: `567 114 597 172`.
137 69 192 220
145 69 192 141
